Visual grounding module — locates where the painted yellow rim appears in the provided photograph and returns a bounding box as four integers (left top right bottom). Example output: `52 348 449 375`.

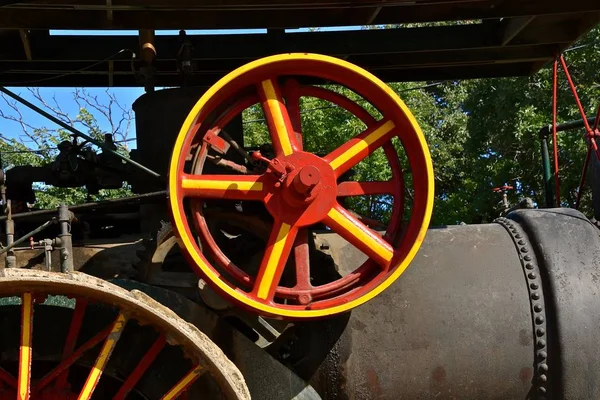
169 53 435 319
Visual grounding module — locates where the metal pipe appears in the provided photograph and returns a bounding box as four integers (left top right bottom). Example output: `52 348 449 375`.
4 202 15 268
0 190 166 221
0 86 162 180
539 117 597 137
0 218 55 256
541 136 554 208
57 204 73 273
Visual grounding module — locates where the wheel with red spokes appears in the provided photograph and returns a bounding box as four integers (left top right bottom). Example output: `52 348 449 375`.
0 269 249 400
169 53 434 319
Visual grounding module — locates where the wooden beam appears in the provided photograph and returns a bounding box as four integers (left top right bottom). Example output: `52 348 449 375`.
0 1 599 29
108 59 113 87
0 23 579 63
500 16 536 46
106 0 113 22
18 28 31 60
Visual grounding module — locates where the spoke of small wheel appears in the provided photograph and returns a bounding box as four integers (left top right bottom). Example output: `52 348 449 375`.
252 220 298 301
113 335 166 400
18 292 33 400
54 298 88 391
77 312 128 400
160 365 205 400
293 228 312 295
33 322 113 394
257 78 299 157
283 78 303 149
0 367 16 389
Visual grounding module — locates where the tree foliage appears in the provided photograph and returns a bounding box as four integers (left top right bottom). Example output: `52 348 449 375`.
0 88 133 209
1 25 598 226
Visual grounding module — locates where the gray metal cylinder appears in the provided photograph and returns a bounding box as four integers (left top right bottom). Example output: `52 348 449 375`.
306 222 533 399
132 87 206 178
282 208 600 399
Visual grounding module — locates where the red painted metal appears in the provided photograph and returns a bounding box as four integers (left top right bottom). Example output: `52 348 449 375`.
33 325 112 394
175 59 427 314
112 336 166 400
0 368 16 389
203 128 231 155
552 57 561 206
556 55 600 210
54 298 88 391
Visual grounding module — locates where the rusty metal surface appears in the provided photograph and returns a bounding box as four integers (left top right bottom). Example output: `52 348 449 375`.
113 279 322 400
309 223 534 399
0 268 251 400
0 235 143 275
509 208 600 399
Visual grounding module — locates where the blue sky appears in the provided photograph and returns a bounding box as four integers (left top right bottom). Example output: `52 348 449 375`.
0 26 363 151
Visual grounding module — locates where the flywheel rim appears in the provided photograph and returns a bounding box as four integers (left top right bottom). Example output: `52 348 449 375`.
0 269 250 400
169 53 434 319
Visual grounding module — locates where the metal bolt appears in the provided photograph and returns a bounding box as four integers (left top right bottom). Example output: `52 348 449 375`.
528 272 537 279
539 364 548 372
526 263 534 270
518 240 525 245
539 374 547 382
524 255 532 261
538 351 547 360
531 283 540 290
521 247 529 253
534 304 542 312
538 387 547 394
536 328 545 336
515 234 522 239
537 339 546 348
536 316 545 324
532 292 540 300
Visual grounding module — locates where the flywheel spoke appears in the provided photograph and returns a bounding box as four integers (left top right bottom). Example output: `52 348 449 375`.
293 228 312 292
181 174 265 201
252 220 298 301
113 335 166 400
77 312 128 400
282 78 303 148
337 181 396 197
325 119 396 178
160 365 204 400
324 204 393 268
258 78 300 157
18 293 33 400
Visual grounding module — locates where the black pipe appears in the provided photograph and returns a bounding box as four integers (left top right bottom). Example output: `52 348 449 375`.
541 136 555 208
539 116 597 137
0 219 55 255
0 86 163 180
0 190 166 221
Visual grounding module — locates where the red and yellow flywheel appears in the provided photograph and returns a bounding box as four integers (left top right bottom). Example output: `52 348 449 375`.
168 53 434 319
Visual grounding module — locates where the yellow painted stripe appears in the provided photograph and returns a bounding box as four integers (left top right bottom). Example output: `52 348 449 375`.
78 313 128 400
330 120 395 171
161 366 204 400
18 292 33 400
261 79 294 156
169 53 434 318
257 223 292 299
182 177 263 192
327 207 393 262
